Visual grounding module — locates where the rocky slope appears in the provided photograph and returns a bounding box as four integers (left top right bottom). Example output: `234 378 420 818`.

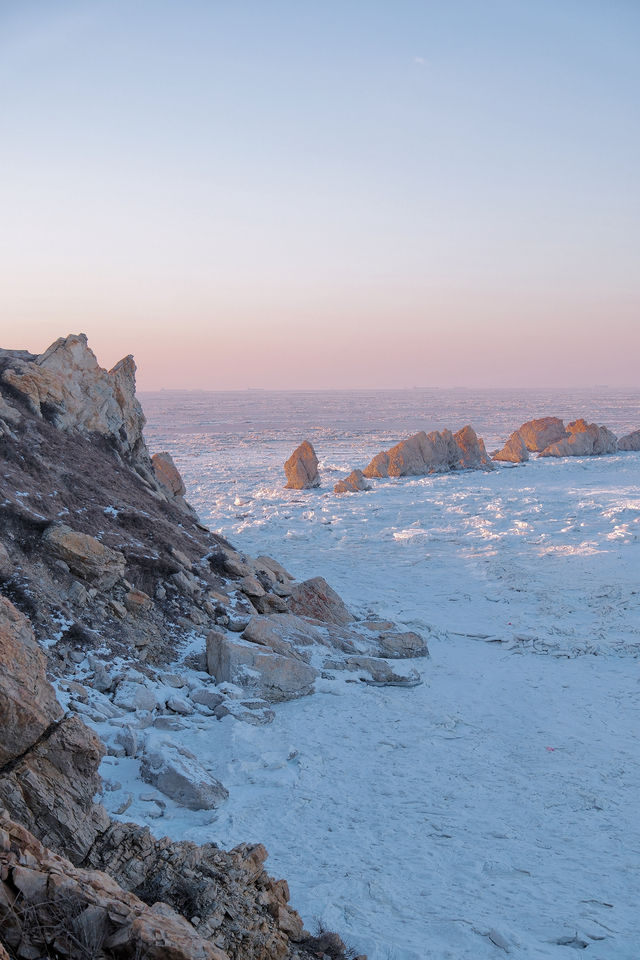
0 334 428 959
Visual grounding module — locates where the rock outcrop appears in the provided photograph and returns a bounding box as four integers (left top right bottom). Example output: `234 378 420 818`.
516 417 567 452
363 425 491 479
618 429 640 451
284 441 320 489
492 431 529 463
539 419 618 457
334 469 370 494
287 576 355 627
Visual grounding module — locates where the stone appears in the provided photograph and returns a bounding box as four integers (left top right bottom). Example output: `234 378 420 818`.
0 393 21 425
239 574 265 598
453 425 492 469
141 735 228 810
374 630 430 658
112 679 160 713
363 426 490 478
166 695 194 715
42 523 126 588
284 440 320 489
493 431 529 463
1 333 146 459
124 588 152 614
287 576 354 626
334 469 371 494
619 429 640 451
206 632 318 702
242 614 321 658
0 596 63 766
115 725 139 757
0 541 11 577
189 687 225 712
255 555 294 582
151 451 186 497
540 419 618 457
517 416 567 452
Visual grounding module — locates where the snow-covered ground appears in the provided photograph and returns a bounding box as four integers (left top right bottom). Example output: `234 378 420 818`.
99 390 640 958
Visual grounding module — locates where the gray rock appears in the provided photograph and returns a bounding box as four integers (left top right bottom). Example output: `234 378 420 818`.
141 736 228 810
206 632 318 702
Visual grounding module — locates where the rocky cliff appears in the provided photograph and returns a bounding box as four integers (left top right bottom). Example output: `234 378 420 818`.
0 334 425 959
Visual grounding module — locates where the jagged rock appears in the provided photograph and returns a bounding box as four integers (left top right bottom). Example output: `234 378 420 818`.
517 416 567 452
493 431 529 463
540 419 618 457
0 715 109 863
363 425 490 478
1 333 146 459
334 469 371 493
0 811 228 960
140 735 228 810
242 613 321 659
255 555 294 582
239 574 266 598
42 523 126 588
287 576 354 626
0 596 63 765
152 450 187 497
206 631 318 702
619 428 640 451
0 393 20 425
284 440 320 489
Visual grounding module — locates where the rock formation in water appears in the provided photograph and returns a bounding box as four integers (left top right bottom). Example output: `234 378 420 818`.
516 417 567 452
283 440 320 489
492 431 529 463
618 429 640 451
539 419 618 457
0 332 420 959
334 469 370 494
363 425 491 479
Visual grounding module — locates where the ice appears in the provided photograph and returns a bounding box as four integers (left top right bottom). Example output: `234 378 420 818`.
107 388 640 958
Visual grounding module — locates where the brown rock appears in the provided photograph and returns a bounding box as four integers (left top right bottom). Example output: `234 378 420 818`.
540 419 618 457
284 440 320 489
124 588 153 614
493 431 530 463
42 523 126 588
152 450 187 497
363 426 490 478
0 596 63 766
453 425 491 469
517 416 567 452
287 576 354 626
334 469 371 494
206 631 318 702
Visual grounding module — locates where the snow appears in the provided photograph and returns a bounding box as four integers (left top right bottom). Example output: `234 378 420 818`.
90 389 640 958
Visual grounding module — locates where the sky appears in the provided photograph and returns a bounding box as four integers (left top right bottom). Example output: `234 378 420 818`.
0 0 638 390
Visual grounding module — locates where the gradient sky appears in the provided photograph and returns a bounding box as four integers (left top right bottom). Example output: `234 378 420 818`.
0 0 638 389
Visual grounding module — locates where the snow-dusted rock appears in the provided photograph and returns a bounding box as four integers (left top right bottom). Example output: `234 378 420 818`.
373 629 429 659
284 440 320 489
287 576 354 626
112 679 160 713
617 428 640 451
242 613 320 658
206 631 318 702
493 430 530 463
334 469 371 494
141 735 228 810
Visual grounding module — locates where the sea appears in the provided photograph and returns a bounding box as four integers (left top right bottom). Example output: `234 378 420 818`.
132 388 640 959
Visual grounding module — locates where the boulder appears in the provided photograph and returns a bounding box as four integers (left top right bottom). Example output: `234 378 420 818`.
493 431 529 463
2 333 146 459
0 393 20 425
517 416 567 452
242 613 322 658
334 469 371 494
374 630 429 659
0 596 63 765
284 440 320 489
141 736 228 810
42 523 126 588
453 425 491 469
618 429 640 451
255 555 294 582
363 426 490 478
152 451 187 497
540 419 618 457
206 631 318 702
287 576 354 626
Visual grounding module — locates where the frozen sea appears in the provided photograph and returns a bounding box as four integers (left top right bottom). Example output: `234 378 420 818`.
135 389 640 959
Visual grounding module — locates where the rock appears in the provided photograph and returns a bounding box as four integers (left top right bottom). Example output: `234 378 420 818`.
242 613 321 658
287 576 354 626
166 695 194 715
42 523 126 588
284 440 320 489
363 426 490 478
0 392 21 425
0 541 12 577
517 416 567 452
540 419 618 457
124 588 152 614
0 596 63 765
618 428 640 450
140 736 228 810
255 555 294 582
239 574 266 598
115 725 139 757
374 630 429 658
112 679 160 713
189 687 225 712
493 431 529 463
1 333 146 459
334 469 371 493
206 632 318 702
151 451 186 497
